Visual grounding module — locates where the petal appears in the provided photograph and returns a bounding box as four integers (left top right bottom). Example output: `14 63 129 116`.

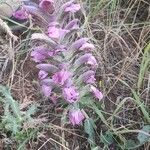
48 26 60 39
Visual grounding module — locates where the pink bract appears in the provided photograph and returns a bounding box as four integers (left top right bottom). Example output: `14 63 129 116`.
69 109 85 125
90 85 103 100
63 86 79 103
52 70 72 86
13 7 28 20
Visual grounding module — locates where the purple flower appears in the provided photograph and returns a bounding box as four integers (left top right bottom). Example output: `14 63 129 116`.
13 7 28 20
42 84 52 97
36 64 59 73
38 70 48 79
82 70 96 84
65 3 81 13
52 69 71 86
90 85 103 100
69 109 85 125
31 47 48 62
39 0 55 14
75 53 98 67
63 86 79 103
79 43 95 51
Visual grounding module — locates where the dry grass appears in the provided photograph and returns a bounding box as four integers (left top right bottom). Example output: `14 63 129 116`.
84 0 150 149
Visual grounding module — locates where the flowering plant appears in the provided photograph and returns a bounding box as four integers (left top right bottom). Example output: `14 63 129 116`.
13 0 103 127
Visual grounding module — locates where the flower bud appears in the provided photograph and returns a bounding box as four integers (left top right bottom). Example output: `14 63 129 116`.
90 85 103 100
39 0 55 14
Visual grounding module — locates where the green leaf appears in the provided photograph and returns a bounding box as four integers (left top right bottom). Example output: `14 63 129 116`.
84 118 96 146
137 42 150 90
91 146 100 150
80 96 93 106
0 85 22 120
100 131 114 145
26 104 37 119
137 125 150 144
125 140 141 149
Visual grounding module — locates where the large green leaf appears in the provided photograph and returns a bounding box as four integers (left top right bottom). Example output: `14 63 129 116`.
125 140 141 149
100 131 114 145
84 118 96 147
80 96 93 106
137 125 150 144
